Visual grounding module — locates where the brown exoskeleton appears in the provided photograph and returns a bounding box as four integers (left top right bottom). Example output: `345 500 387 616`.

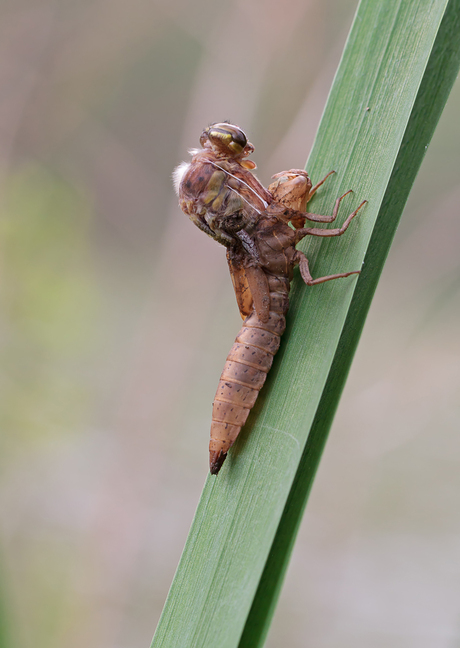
174 122 366 474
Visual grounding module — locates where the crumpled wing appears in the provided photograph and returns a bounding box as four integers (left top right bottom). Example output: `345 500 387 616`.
227 252 253 320
227 251 270 322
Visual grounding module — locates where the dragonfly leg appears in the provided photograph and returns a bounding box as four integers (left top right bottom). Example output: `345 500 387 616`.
304 189 355 223
296 198 367 242
295 250 360 286
307 170 335 200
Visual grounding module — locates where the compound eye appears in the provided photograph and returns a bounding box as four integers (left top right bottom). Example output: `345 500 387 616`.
204 123 248 155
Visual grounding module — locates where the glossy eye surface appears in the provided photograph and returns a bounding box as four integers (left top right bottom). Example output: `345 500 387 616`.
200 122 248 156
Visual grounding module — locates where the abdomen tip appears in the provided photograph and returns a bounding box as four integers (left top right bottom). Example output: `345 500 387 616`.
210 450 227 475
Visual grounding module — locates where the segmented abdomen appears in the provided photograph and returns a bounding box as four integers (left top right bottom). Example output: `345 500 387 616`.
209 275 290 474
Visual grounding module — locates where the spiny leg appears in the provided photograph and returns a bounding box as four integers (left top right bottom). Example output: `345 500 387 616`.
307 170 335 200
303 189 354 224
296 196 367 242
296 250 360 285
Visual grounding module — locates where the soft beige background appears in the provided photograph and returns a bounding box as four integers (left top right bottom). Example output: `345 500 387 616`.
1 1 459 647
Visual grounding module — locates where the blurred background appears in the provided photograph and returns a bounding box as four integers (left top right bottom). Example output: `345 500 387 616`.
0 1 459 647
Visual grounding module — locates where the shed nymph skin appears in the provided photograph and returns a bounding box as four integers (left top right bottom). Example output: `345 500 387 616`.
175 122 366 474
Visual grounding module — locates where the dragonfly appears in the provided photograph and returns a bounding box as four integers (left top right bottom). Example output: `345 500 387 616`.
174 122 366 474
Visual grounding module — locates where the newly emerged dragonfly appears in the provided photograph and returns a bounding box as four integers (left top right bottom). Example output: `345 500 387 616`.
174 122 366 474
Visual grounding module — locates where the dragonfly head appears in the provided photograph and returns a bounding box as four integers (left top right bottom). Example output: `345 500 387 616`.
200 122 255 161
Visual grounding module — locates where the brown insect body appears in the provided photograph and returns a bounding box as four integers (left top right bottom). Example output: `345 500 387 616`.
210 217 296 474
174 123 366 474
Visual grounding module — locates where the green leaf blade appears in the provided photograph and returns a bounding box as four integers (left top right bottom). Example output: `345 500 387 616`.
152 1 460 646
